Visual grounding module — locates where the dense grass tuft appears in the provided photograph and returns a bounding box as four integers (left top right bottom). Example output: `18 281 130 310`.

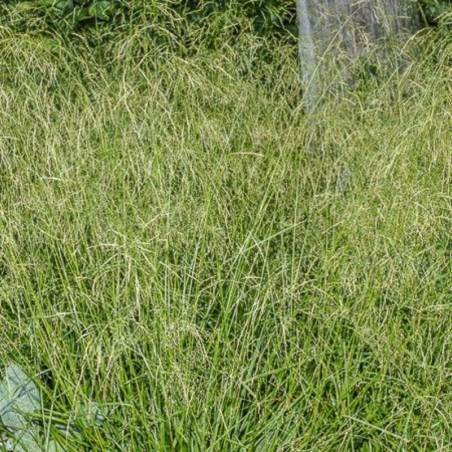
0 26 450 449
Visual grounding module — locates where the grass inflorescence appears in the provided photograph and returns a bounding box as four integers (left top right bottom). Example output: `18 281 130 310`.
0 21 450 450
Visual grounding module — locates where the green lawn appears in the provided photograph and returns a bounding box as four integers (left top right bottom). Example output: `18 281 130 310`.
0 28 451 450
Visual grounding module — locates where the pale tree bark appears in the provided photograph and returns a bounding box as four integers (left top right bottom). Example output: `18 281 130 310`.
297 0 419 110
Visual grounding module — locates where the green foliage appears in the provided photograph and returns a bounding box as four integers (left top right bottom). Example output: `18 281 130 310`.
0 363 108 450
0 1 450 450
1 0 450 54
419 0 452 36
0 24 450 448
1 0 298 47
420 0 452 21
3 0 118 33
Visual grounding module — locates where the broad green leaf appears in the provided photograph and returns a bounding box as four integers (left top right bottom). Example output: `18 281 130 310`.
47 439 67 452
73 7 91 22
81 401 108 426
1 410 27 430
0 363 41 415
40 0 60 6
88 1 113 21
1 435 14 451
14 428 41 452
0 384 12 415
39 0 73 9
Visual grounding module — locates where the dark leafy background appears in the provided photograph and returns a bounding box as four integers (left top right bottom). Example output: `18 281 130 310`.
1 1 450 50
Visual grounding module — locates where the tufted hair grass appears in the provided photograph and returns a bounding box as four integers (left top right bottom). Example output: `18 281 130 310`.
0 24 450 449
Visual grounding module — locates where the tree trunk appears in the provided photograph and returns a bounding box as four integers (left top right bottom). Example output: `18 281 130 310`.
297 0 419 110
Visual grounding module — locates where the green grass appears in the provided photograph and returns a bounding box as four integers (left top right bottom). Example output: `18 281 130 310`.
0 26 450 450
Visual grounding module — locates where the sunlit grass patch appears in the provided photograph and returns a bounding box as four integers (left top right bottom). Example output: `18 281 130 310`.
0 26 450 449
